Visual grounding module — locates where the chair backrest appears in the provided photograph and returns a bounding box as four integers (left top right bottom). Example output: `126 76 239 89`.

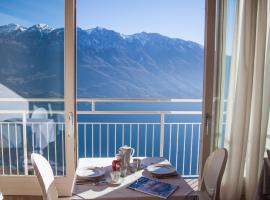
31 107 48 120
31 153 58 200
200 148 228 200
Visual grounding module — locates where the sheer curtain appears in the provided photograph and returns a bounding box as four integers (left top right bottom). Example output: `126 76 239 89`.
220 0 270 200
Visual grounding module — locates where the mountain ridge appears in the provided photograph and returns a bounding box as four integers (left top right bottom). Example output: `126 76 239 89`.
0 23 204 98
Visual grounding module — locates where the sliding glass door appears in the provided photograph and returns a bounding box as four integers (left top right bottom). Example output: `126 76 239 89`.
0 0 75 196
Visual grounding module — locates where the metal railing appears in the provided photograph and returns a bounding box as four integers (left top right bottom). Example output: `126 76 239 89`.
0 98 202 177
0 121 65 176
77 122 201 177
77 98 202 177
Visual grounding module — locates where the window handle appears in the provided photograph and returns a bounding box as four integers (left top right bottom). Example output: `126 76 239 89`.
205 114 211 135
68 112 74 137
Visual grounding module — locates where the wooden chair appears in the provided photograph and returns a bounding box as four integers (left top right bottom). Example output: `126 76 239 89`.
31 153 58 200
198 148 228 200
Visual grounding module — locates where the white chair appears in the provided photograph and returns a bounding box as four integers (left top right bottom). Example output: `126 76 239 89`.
198 148 228 200
31 153 58 200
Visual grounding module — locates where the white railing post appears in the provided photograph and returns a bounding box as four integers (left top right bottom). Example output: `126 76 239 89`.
22 112 28 175
91 99 95 111
160 113 165 157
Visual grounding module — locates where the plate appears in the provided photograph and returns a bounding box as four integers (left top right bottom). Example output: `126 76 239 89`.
146 164 176 175
77 167 106 180
106 177 124 186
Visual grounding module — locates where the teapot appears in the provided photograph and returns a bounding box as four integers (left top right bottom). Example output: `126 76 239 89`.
119 145 135 168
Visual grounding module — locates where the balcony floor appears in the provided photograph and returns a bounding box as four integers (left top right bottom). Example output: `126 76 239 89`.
185 178 199 191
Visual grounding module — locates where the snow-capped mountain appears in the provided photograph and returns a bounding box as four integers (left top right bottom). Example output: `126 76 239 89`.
0 24 204 98
0 23 26 34
28 24 54 32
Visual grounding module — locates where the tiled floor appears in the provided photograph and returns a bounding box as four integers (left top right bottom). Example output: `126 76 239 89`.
185 178 199 191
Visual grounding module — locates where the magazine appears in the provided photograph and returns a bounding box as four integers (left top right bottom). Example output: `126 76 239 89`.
128 176 178 199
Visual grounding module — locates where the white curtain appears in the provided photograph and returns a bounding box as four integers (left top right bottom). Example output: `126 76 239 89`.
221 0 270 200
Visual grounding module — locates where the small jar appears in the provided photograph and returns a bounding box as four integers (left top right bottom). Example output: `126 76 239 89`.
112 154 122 171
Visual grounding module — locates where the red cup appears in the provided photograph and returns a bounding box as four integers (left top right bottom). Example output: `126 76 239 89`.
112 159 120 171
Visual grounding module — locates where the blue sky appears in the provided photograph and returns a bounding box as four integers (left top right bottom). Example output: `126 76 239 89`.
77 0 205 44
0 0 64 28
0 0 205 44
226 0 237 54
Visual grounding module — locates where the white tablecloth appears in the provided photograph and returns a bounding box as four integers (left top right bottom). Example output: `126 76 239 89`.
71 157 197 200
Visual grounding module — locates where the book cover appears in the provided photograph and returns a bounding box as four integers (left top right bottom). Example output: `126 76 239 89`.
128 176 178 199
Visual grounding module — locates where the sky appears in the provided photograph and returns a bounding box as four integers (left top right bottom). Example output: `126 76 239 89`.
0 0 64 28
0 0 205 45
225 0 237 54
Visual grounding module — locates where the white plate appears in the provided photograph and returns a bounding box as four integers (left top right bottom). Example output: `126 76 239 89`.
146 164 176 175
106 177 124 186
77 167 105 180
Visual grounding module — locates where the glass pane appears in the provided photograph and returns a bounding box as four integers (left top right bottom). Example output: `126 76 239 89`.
216 0 237 148
76 0 205 177
77 0 204 99
0 0 65 176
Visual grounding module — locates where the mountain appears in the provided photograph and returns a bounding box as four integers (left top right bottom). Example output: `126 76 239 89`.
0 23 204 98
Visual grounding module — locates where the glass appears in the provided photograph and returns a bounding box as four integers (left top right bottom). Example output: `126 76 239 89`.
133 158 141 171
110 171 121 182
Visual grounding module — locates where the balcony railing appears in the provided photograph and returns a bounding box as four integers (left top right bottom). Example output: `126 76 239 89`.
0 98 202 178
0 121 65 176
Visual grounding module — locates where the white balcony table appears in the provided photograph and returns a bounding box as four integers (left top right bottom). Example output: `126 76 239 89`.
71 157 197 200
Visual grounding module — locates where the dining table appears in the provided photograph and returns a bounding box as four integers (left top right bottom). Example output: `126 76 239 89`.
71 157 198 200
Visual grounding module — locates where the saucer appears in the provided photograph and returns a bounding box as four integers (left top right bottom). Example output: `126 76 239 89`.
106 177 124 186
146 164 176 176
77 167 105 180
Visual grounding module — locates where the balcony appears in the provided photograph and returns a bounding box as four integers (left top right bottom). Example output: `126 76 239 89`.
0 98 202 178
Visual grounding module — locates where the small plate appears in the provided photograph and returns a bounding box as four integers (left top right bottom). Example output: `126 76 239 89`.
77 167 105 180
106 177 124 186
147 164 176 175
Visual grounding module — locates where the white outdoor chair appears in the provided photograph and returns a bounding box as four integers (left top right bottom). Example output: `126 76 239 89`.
31 153 58 200
197 148 228 200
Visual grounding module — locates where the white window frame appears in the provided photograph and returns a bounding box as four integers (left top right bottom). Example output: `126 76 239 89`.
0 0 220 195
199 0 219 183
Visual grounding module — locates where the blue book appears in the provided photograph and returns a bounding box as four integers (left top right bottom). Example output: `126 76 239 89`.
128 176 178 199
